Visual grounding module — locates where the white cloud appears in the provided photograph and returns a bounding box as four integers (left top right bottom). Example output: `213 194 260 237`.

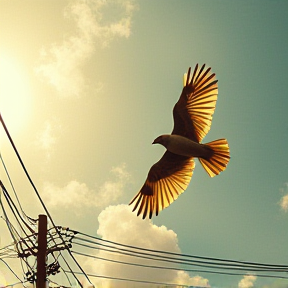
175 271 211 287
280 194 288 212
238 275 257 288
35 0 137 97
97 164 131 205
43 180 92 208
42 163 130 213
82 204 210 288
279 183 288 212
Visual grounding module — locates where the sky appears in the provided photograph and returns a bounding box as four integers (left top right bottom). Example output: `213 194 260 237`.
0 1 288 288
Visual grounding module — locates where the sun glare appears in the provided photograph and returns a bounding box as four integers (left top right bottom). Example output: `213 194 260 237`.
0 54 31 133
0 271 7 287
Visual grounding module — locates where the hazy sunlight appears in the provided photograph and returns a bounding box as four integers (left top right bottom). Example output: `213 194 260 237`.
0 54 31 133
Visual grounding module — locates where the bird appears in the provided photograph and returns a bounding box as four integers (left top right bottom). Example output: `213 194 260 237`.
129 64 230 219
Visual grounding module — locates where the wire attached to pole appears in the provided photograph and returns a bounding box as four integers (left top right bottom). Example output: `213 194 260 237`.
0 113 92 287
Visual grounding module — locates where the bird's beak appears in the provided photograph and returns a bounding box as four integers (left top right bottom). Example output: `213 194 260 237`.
152 138 158 144
153 136 161 145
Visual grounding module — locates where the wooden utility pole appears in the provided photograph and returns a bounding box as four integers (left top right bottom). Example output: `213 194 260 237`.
36 214 47 288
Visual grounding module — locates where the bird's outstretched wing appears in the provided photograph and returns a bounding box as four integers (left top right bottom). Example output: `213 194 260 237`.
129 152 195 219
172 64 218 143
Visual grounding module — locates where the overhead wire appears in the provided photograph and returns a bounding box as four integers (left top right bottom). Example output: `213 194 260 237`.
72 239 286 274
50 227 288 286
72 231 288 272
0 200 19 244
71 243 288 280
0 244 18 259
71 250 288 280
0 113 92 287
0 172 39 282
0 243 17 259
3 282 30 288
0 186 38 271
0 258 27 287
64 229 288 284
0 182 37 251
0 152 36 227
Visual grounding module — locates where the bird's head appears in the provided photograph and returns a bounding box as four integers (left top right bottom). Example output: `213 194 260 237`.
152 135 170 147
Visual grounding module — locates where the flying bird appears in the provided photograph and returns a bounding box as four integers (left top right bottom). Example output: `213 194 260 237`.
129 64 230 219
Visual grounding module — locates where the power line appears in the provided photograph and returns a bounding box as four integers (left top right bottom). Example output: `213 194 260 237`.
0 113 92 287
71 231 288 272
0 259 27 287
0 152 33 226
3 281 30 288
48 227 288 286
71 250 288 280
0 182 37 254
72 239 288 274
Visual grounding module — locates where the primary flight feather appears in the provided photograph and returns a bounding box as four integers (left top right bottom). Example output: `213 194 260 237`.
129 64 230 219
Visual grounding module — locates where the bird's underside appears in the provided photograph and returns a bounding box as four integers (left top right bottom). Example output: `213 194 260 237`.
129 64 230 219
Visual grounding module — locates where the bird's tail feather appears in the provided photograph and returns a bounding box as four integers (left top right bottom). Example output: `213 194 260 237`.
199 139 230 177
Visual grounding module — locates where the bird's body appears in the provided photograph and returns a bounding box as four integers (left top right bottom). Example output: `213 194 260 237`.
153 134 213 159
130 64 230 219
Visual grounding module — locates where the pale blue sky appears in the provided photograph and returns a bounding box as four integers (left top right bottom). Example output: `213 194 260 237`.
0 1 288 288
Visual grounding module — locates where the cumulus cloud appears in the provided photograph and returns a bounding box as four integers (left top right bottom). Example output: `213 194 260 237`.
82 204 210 288
280 194 288 212
42 163 130 213
35 0 137 97
238 275 257 288
279 183 288 212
